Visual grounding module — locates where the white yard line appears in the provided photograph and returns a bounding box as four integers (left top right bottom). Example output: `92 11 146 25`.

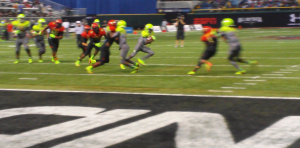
221 87 246 89
0 63 292 67
243 80 266 82
18 78 38 80
263 74 284 76
234 83 257 85
1 88 299 100
280 69 299 71
208 90 233 93
272 72 292 74
0 72 299 79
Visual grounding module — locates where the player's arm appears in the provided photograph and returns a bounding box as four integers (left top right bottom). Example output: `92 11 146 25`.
81 34 88 46
55 31 64 39
40 25 49 35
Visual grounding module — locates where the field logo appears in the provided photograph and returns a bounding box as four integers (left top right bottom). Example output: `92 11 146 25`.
1 106 300 148
290 14 300 22
194 18 217 25
237 17 263 23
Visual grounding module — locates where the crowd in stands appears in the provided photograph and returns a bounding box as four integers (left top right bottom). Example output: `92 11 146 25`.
198 0 299 9
0 0 69 17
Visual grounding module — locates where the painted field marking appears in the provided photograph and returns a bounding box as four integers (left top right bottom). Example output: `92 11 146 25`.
280 69 299 71
1 88 300 100
272 72 292 74
0 72 299 79
291 65 298 68
18 78 38 80
243 80 266 82
221 87 246 90
234 83 257 85
252 76 261 79
0 63 292 67
208 90 233 93
263 74 284 76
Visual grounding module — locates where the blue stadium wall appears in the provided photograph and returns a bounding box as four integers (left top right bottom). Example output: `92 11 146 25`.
51 0 157 15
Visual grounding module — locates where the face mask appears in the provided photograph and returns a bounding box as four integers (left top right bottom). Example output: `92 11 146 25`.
56 23 62 28
109 26 116 32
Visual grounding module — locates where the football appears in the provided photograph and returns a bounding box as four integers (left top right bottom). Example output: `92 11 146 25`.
147 36 154 42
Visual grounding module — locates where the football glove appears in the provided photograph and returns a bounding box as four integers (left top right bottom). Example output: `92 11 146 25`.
49 34 56 38
95 42 101 47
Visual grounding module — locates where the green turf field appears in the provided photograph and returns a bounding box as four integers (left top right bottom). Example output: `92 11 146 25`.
0 28 299 97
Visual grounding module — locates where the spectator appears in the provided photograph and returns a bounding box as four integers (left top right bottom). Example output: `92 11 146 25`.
74 21 84 47
175 15 186 48
62 19 70 38
161 19 168 28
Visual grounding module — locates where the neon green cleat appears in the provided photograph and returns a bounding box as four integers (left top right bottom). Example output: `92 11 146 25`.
187 71 195 75
120 64 126 69
86 66 93 74
54 60 60 64
51 57 55 62
249 61 258 65
137 58 146 66
38 60 43 63
89 59 96 65
28 58 33 64
235 70 246 75
131 66 139 73
14 60 19 64
75 60 80 66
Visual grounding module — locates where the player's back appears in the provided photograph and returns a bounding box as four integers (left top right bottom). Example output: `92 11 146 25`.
219 26 239 45
116 27 126 46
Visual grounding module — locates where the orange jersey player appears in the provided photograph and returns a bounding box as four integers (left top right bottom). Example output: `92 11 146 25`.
40 19 65 64
188 26 218 75
75 25 90 66
75 23 106 66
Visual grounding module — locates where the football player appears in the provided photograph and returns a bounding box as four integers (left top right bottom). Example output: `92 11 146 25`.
188 26 217 75
40 19 65 64
30 18 47 63
126 23 156 67
75 23 105 66
219 18 258 74
12 14 32 64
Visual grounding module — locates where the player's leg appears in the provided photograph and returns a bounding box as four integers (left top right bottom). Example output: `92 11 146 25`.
119 44 138 70
188 48 214 75
14 38 22 63
126 43 142 62
86 46 109 74
37 40 46 62
235 45 258 65
138 46 154 66
49 39 60 64
228 46 245 74
23 37 32 63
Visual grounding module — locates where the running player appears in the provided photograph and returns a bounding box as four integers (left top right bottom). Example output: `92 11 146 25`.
126 23 156 66
219 18 258 74
30 18 47 62
12 14 32 64
188 26 217 75
75 25 91 66
86 20 134 74
75 23 105 66
40 19 65 64
116 20 139 71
